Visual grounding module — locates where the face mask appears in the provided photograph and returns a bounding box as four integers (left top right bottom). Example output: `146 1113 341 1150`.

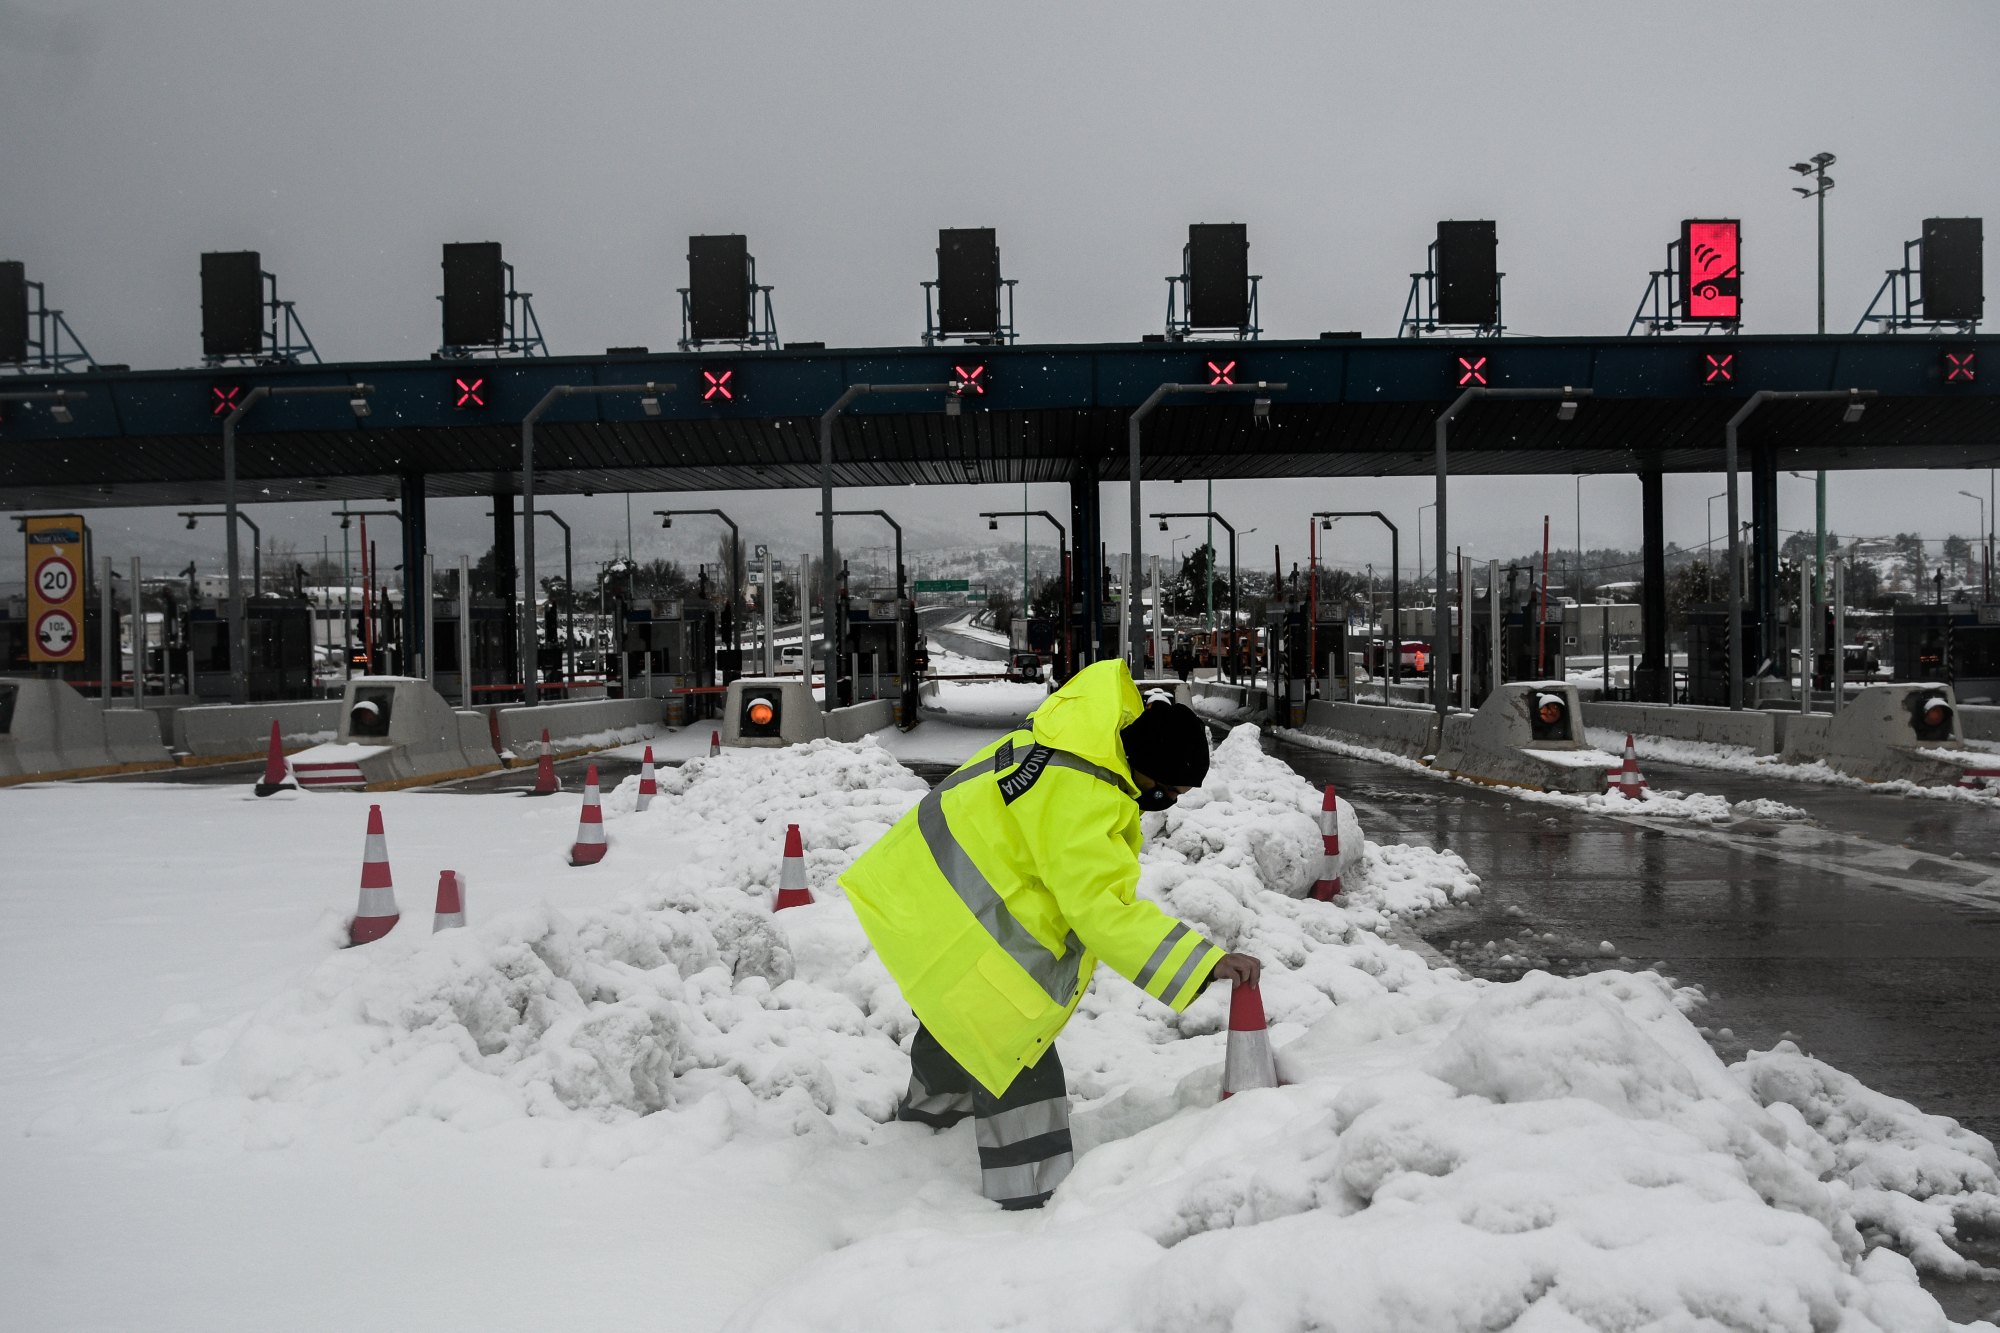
1136 786 1178 812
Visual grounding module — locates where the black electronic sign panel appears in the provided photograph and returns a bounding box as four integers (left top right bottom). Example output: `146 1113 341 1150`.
441 241 506 347
687 234 750 342
937 228 1000 335
0 261 25 364
1187 223 1249 330
1922 218 1983 323
200 251 264 358
1679 220 1741 321
1435 221 1498 326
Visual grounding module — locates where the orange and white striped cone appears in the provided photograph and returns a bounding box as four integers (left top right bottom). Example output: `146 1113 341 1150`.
774 823 813 911
710 730 722 757
527 729 559 797
1310 784 1343 901
254 718 295 797
348 804 401 945
1220 980 1279 1099
570 764 608 865
1615 734 1648 800
635 746 658 812
432 870 466 932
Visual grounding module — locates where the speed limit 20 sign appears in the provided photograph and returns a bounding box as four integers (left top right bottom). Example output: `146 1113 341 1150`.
25 514 86 663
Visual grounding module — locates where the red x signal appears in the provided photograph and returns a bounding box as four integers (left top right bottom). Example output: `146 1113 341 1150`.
1705 354 1733 383
1457 356 1488 386
210 386 242 416
703 369 734 401
1947 352 1976 383
454 376 485 408
1208 360 1236 386
953 365 986 394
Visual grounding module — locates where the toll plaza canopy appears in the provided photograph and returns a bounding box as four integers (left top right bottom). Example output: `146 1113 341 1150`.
0 333 1993 511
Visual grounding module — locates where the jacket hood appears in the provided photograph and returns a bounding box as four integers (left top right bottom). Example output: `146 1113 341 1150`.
1028 659 1142 781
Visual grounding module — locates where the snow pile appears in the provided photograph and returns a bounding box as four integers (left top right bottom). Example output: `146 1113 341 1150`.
733 970 1992 1333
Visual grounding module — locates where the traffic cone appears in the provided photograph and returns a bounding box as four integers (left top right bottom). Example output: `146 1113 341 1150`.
349 804 400 945
710 730 722 757
1615 734 1648 800
432 870 466 931
635 746 657 812
1220 980 1279 1099
253 719 295 797
570 764 608 865
526 729 558 796
1310 784 1342 901
774 823 813 910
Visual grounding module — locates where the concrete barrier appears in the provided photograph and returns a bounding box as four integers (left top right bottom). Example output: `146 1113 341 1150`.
288 677 501 790
1817 683 1971 785
494 697 663 759
1777 712 1831 764
1189 680 1271 727
0 679 172 783
1582 701 1778 755
1432 681 1616 793
827 698 896 742
172 699 342 761
1958 703 2000 744
724 678 825 747
1298 700 1440 761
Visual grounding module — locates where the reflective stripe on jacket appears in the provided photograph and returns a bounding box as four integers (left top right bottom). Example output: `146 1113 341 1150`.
841 660 1226 1097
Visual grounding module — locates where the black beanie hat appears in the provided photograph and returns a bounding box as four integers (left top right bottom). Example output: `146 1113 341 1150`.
1120 694 1210 788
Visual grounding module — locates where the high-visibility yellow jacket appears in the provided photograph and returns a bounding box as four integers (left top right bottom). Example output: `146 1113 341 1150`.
841 660 1227 1096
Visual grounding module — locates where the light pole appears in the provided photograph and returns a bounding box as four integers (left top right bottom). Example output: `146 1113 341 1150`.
499 509 574 683
1434 387 1590 733
1127 380 1286 667
820 384 956 711
1790 153 1836 335
1153 510 1238 680
656 508 741 673
1724 389 1874 710
223 383 373 703
336 509 402 676
518 382 673 706
982 510 1068 674
1960 492 1985 599
1317 512 1400 691
179 511 260 599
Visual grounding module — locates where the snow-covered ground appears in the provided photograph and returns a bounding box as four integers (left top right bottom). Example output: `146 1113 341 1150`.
4 726 1995 1330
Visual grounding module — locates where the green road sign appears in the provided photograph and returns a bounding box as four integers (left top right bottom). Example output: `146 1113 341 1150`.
914 579 970 592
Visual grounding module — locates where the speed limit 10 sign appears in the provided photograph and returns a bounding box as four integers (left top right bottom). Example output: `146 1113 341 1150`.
24 514 86 663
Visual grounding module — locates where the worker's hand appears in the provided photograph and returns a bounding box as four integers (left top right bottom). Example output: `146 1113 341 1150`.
1209 952 1262 987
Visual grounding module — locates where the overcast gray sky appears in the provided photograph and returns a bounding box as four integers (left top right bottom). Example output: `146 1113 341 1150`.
3 0 1996 584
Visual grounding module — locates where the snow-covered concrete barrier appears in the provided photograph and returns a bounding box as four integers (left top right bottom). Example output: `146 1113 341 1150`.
0 679 173 783
1957 702 2000 743
1298 699 1439 760
1814 682 1972 785
1188 680 1270 727
824 698 894 742
287 677 500 790
1433 681 1617 793
724 678 825 747
1582 700 1778 755
171 698 341 761
1776 711 1832 763
494 697 662 758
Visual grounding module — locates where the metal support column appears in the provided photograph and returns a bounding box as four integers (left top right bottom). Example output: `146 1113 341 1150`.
1753 444 1779 679
399 471 427 677
492 490 517 689
1071 459 1101 667
1638 464 1669 702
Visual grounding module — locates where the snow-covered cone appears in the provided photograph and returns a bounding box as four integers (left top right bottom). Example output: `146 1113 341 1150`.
432 870 466 932
710 730 721 757
1220 980 1279 1099
569 764 607 865
1310 784 1342 901
348 804 400 945
774 823 813 911
253 718 295 797
527 728 558 797
1615 733 1648 799
635 746 657 812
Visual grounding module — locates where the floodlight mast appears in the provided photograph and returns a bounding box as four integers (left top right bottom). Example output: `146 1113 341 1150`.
820 385 955 712
1790 153 1836 335
1127 382 1286 669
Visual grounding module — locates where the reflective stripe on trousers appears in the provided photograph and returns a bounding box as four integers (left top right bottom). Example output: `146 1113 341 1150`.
899 1025 1073 1210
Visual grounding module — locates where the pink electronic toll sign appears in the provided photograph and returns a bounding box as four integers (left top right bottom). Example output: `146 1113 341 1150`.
1681 220 1741 321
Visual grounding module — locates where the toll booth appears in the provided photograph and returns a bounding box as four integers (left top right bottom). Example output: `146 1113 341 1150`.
1894 604 2000 703
182 597 316 701
1683 604 1756 706
625 600 719 716
842 595 908 708
431 597 515 705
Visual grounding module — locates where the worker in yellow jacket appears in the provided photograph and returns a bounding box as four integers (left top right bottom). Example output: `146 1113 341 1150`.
841 659 1262 1210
